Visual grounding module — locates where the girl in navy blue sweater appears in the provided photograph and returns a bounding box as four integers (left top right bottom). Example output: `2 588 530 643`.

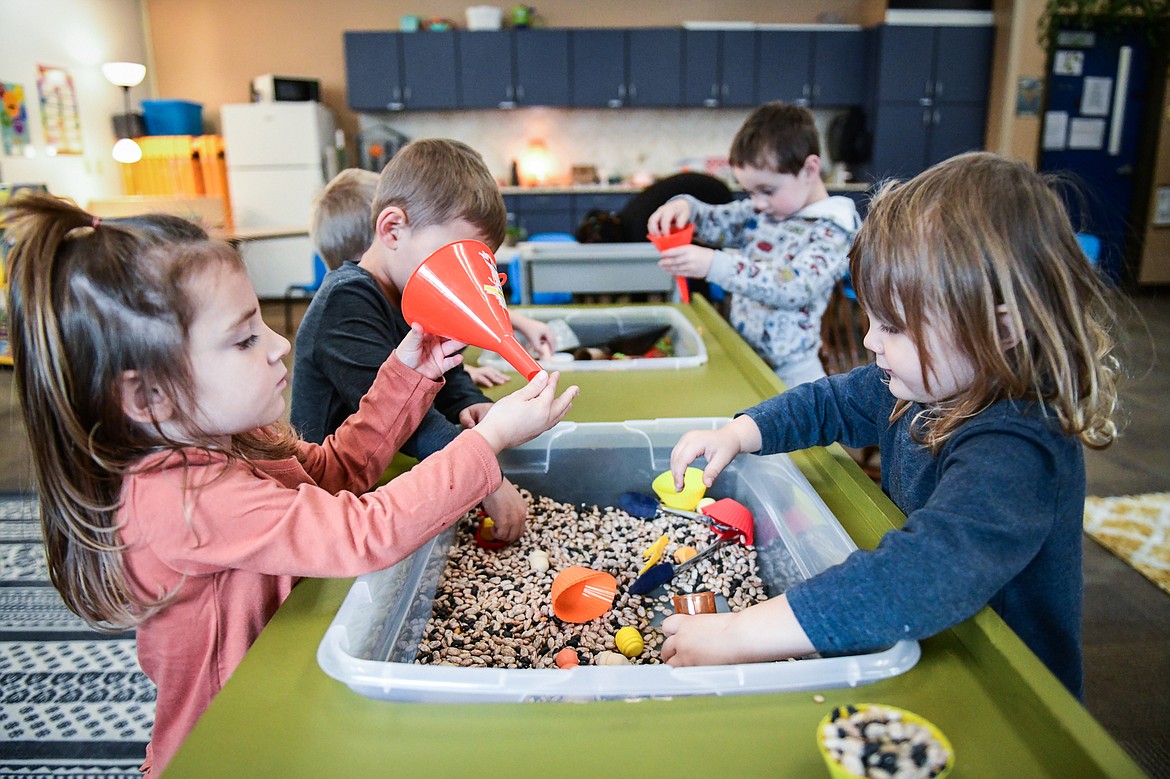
661 152 1119 698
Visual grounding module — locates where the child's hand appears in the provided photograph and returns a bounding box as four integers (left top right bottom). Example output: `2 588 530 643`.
481 479 527 542
661 595 814 666
459 402 492 429
474 371 579 453
670 416 762 489
466 364 512 388
513 315 556 360
647 199 692 236
658 245 715 279
397 323 465 380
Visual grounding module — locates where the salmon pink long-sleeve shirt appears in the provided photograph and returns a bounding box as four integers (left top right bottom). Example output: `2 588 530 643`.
118 354 502 776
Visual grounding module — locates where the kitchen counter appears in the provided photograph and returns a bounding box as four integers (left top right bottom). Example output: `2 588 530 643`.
164 298 1140 778
499 181 871 195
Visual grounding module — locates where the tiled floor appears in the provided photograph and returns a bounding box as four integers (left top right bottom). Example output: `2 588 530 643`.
0 293 1166 776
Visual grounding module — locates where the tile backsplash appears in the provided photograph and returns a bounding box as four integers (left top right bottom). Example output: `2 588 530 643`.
357 106 843 185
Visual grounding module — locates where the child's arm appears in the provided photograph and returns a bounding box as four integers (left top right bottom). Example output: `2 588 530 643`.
660 594 815 666
511 314 556 360
705 217 853 311
299 344 456 494
670 415 762 490
671 365 890 490
133 373 577 579
677 196 760 249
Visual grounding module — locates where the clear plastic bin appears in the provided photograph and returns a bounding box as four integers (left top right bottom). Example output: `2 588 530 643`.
317 419 920 703
478 306 707 372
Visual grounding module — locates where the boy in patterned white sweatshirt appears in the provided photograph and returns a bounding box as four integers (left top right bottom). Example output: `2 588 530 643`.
650 102 861 387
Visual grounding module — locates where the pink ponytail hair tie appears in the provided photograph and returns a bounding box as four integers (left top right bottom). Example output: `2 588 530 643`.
92 216 101 229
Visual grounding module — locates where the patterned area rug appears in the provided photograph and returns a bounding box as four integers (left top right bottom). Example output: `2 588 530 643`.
1085 492 1170 598
0 494 153 777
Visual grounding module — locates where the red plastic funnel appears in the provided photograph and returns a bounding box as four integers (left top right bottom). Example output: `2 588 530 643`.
401 239 542 380
648 224 695 304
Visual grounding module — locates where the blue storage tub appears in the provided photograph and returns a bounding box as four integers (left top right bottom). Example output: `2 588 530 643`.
141 100 204 136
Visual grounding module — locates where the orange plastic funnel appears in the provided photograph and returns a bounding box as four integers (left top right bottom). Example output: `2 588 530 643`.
551 566 617 623
648 224 695 304
401 239 542 380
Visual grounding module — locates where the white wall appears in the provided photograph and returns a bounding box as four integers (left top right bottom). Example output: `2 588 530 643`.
359 107 844 186
0 0 153 205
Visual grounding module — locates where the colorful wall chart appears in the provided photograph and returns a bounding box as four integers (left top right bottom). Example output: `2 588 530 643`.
36 64 83 155
0 81 30 155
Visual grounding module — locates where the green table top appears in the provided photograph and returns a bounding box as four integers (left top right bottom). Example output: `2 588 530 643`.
166 299 1142 777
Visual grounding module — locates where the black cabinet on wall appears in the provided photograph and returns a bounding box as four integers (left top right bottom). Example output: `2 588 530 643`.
514 30 571 106
757 29 867 106
401 33 458 110
570 29 684 108
344 30 457 110
683 30 757 108
457 30 570 108
868 25 994 180
344 32 405 111
458 31 515 109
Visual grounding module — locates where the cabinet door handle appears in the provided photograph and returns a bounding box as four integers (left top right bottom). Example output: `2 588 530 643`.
506 85 514 100
935 81 944 98
618 84 626 98
703 98 719 107
607 98 622 108
404 86 411 102
393 86 401 101
919 97 933 106
925 79 933 97
803 83 811 97
628 83 637 99
517 84 525 100
710 83 719 98
813 84 821 98
922 109 931 125
933 109 940 125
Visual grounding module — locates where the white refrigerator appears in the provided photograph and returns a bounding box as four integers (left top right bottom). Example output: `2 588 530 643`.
221 102 339 297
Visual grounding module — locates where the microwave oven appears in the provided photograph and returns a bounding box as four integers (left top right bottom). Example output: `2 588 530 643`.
250 74 320 103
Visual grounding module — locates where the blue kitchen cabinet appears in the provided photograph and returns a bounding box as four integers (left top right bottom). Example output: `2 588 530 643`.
344 31 405 111
934 26 995 103
875 26 936 103
868 24 993 181
757 30 813 104
458 31 516 109
506 193 575 236
573 193 630 228
627 29 683 107
571 30 627 107
400 33 459 110
870 103 932 180
515 30 571 106
811 29 868 106
572 29 683 108
683 30 756 108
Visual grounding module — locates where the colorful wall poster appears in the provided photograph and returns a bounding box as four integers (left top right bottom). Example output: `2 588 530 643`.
36 64 83 155
0 82 31 155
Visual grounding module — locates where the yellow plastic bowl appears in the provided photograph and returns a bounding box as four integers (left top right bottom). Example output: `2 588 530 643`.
651 467 706 511
816 704 954 778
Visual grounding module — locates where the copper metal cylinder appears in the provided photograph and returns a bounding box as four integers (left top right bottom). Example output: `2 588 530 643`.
672 591 717 615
